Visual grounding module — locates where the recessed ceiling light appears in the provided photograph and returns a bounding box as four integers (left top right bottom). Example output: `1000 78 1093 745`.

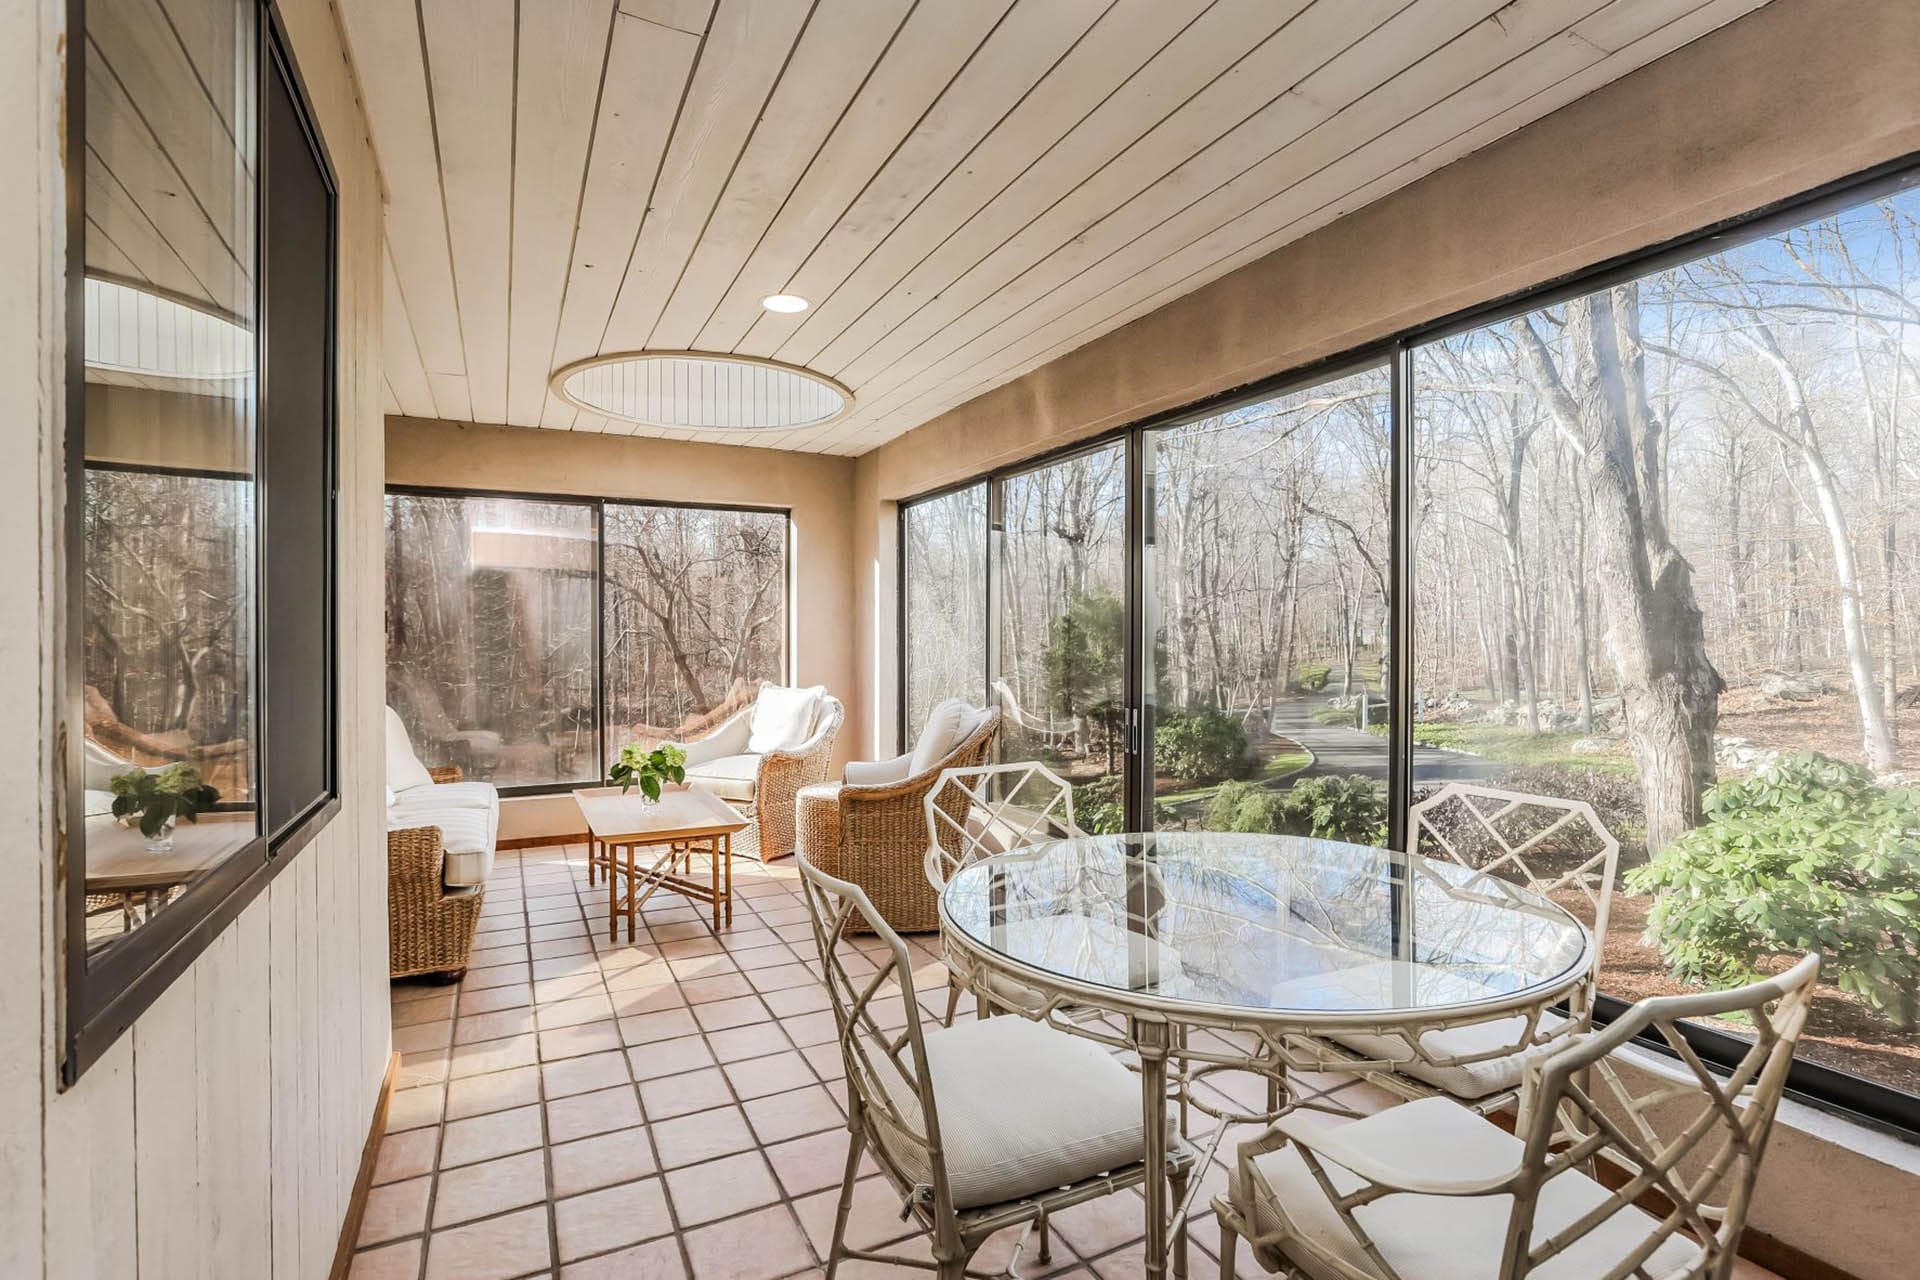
760 293 809 314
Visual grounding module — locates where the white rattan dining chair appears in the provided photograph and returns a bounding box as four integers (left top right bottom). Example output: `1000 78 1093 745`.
1218 953 1820 1280
1325 784 1622 1110
922 761 1084 1025
796 851 1195 1280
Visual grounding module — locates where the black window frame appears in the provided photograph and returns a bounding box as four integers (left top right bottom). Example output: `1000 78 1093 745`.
61 0 341 1085
384 484 794 799
896 150 1920 1139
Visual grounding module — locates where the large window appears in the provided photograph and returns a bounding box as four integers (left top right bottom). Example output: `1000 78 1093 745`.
901 484 987 736
68 1 338 1079
899 167 1920 1130
384 490 789 792
1145 366 1392 839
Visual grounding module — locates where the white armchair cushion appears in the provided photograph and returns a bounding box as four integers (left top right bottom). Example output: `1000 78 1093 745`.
387 779 499 888
683 752 761 803
675 707 753 766
385 705 435 793
844 754 912 786
908 699 975 776
1239 1097 1699 1280
748 684 826 754
1330 1011 1567 1100
880 1015 1151 1210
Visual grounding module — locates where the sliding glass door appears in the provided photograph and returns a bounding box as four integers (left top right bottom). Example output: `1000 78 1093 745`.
1142 365 1394 837
995 443 1129 830
901 483 988 738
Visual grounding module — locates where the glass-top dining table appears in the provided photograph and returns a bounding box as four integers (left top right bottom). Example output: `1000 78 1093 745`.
938 830 1594 1280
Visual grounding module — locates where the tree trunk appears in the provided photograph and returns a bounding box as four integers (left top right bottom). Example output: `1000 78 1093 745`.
1512 286 1722 852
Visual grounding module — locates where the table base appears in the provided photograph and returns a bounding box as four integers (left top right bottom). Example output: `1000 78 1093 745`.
591 832 734 941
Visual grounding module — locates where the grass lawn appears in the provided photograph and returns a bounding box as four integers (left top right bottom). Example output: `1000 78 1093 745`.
1157 750 1312 805
1356 719 1635 776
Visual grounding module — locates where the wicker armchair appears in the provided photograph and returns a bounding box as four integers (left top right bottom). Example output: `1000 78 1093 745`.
795 708 1000 932
388 764 484 980
666 690 845 861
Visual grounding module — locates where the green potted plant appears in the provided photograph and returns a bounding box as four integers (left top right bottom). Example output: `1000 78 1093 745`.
608 741 687 804
110 763 221 852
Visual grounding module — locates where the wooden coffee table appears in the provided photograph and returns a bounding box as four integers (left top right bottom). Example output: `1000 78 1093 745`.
573 785 751 941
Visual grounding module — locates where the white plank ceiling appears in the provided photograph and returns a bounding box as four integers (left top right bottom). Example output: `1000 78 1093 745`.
343 0 1772 455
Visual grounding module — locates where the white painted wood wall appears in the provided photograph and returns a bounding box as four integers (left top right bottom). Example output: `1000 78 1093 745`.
0 0 392 1275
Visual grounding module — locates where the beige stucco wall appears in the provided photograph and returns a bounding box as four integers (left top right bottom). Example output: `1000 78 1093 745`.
846 1 1920 1274
386 416 861 836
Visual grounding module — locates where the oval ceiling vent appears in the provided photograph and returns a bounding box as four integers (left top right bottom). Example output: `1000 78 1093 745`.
552 351 852 431
84 276 253 387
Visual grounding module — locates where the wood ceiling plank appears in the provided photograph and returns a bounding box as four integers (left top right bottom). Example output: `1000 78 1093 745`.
383 241 437 417
547 12 702 420
618 0 715 36
85 162 210 305
825 0 1751 448
507 0 618 426
597 0 813 354
687 0 1015 355
336 0 469 405
818 0 1413 394
730 0 1110 360
641 0 914 352
778 0 1265 375
423 0 517 425
84 32 248 317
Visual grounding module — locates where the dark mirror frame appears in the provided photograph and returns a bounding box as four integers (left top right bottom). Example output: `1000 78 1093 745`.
60 0 341 1085
897 153 1920 1140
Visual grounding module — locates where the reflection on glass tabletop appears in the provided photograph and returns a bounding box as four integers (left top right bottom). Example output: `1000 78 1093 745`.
939 832 1590 1018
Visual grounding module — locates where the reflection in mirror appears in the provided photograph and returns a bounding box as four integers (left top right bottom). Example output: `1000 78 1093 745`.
81 0 259 951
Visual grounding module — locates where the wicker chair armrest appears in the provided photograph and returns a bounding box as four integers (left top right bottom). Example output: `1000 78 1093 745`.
428 765 463 783
1263 1110 1521 1198
387 823 448 886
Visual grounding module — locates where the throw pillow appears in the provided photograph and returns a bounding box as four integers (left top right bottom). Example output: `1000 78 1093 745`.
748 684 826 754
385 706 435 792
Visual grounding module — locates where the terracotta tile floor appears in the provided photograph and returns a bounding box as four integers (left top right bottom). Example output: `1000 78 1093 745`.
361 846 1785 1280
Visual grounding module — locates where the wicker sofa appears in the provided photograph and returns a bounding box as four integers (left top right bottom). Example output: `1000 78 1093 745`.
386 706 497 979
795 702 1000 932
665 684 844 862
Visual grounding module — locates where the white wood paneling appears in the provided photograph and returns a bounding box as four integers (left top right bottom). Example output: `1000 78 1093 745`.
2 1 394 1278
337 0 1784 449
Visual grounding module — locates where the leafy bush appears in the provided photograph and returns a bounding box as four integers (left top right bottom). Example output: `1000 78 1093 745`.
1206 775 1388 845
1155 708 1253 784
1626 752 1920 1027
1294 664 1330 692
1073 775 1176 835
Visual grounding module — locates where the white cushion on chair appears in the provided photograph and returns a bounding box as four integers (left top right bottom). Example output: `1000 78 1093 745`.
1240 1097 1700 1280
387 780 499 888
748 684 825 754
1330 1011 1567 1101
909 699 973 776
685 753 761 802
882 1015 1150 1210
385 706 435 793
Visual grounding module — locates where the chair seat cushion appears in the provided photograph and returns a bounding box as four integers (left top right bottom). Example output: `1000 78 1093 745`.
388 781 499 888
881 1015 1150 1210
1240 1097 1700 1280
686 753 762 802
1328 1010 1567 1100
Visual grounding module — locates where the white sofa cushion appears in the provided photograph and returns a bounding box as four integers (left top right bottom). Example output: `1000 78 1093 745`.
685 753 760 803
388 780 499 888
747 684 825 754
878 1015 1150 1210
385 705 435 793
1239 1096 1699 1280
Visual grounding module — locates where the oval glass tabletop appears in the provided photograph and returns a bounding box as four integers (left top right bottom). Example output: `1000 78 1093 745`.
939 832 1591 1021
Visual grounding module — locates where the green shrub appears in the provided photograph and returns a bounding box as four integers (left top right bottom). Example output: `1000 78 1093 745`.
1206 774 1387 844
1626 752 1920 1027
1073 775 1176 835
1295 664 1330 692
1156 708 1253 784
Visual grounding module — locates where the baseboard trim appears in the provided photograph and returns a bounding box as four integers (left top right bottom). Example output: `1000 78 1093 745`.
329 1051 401 1280
497 831 585 851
